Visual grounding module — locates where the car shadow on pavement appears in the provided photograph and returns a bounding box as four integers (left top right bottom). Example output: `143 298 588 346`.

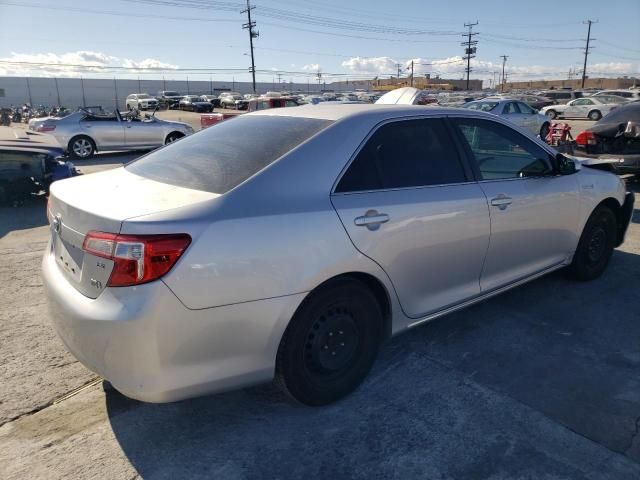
106 249 640 479
0 196 47 238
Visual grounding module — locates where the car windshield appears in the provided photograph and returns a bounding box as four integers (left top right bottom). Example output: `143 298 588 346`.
137 94 151 99
126 115 333 194
464 101 498 112
164 91 179 96
186 96 200 101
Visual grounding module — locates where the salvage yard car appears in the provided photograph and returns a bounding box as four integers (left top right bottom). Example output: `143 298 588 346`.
541 97 620 121
125 93 159 111
29 107 193 158
43 104 634 406
574 101 640 178
178 95 214 113
463 98 551 138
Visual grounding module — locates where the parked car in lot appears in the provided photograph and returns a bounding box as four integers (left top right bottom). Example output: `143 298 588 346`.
247 96 299 112
200 111 242 129
43 104 634 406
219 92 249 110
574 101 640 177
537 90 583 104
125 93 159 111
29 107 193 158
156 90 183 109
199 94 220 108
593 89 640 101
0 144 79 203
501 95 554 110
178 95 214 113
541 97 620 121
463 99 550 137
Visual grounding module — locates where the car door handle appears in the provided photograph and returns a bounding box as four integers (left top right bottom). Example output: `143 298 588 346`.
354 212 389 230
490 196 513 210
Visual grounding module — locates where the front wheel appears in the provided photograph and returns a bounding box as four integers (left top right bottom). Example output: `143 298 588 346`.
567 205 616 281
69 136 95 159
165 132 183 144
275 278 382 406
588 110 602 121
546 110 557 120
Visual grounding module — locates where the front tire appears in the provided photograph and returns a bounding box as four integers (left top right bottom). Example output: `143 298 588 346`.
275 278 382 406
68 136 95 159
588 110 602 121
567 205 616 281
546 110 557 120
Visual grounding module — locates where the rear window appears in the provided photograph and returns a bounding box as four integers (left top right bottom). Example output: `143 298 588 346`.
126 115 332 194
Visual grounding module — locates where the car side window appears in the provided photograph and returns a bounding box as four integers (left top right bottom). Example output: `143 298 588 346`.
517 102 534 114
503 102 520 114
453 118 552 181
335 118 467 193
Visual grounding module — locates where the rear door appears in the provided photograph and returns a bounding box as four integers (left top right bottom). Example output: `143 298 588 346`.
450 116 580 292
331 117 490 318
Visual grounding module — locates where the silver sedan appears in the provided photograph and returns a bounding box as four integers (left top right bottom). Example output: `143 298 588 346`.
463 98 551 138
29 108 193 158
43 104 634 405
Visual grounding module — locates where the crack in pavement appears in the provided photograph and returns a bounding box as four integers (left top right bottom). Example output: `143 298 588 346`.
0 376 102 429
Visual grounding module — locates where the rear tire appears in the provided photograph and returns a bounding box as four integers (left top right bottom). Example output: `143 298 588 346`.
588 110 602 121
546 110 557 120
275 278 382 406
567 205 616 281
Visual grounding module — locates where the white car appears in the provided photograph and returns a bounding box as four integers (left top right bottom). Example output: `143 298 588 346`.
592 89 640 101
541 98 620 121
125 93 159 111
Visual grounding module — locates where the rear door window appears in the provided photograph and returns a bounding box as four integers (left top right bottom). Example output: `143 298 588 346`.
335 118 467 193
127 115 332 193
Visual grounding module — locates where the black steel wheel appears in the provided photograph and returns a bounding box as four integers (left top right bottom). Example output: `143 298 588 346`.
275 278 382 405
567 205 616 281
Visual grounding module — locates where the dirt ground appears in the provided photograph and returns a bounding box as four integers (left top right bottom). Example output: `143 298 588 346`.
0 118 639 479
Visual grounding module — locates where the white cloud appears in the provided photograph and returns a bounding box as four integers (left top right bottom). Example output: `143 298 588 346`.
302 63 321 71
0 51 178 77
341 56 398 74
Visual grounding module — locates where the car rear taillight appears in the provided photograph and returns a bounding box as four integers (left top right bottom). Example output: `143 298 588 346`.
575 130 597 146
82 231 191 287
37 125 56 132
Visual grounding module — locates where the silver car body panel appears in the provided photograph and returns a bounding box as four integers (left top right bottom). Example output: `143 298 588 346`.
43 104 629 402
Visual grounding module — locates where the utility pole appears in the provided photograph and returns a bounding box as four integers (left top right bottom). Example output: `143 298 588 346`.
581 20 596 89
54 77 61 105
461 21 478 90
396 63 402 82
80 77 86 107
316 70 322 92
137 76 141 93
500 55 508 92
25 77 33 106
241 0 259 94
408 60 414 87
277 72 283 86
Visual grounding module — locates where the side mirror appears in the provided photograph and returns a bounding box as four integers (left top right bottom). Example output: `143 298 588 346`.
555 153 577 175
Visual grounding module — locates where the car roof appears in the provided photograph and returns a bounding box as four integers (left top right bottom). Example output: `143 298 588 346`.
250 103 472 121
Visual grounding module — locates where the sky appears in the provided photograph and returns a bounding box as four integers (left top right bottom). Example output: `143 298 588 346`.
0 0 638 86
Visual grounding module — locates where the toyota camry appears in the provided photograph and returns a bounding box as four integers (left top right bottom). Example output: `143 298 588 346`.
43 104 634 406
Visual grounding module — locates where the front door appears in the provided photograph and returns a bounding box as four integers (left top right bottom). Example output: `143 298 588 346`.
124 118 165 148
451 116 580 292
331 117 491 318
80 117 124 149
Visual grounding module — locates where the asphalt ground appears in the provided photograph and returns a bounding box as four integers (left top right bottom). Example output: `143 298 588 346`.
0 116 638 479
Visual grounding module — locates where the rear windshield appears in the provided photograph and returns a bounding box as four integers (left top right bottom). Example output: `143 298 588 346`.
126 115 332 193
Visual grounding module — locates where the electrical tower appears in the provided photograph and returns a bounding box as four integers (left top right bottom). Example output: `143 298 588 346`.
461 21 478 90
500 55 508 92
581 20 597 88
241 0 259 93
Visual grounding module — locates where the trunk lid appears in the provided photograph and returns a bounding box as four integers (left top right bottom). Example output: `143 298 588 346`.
47 167 217 298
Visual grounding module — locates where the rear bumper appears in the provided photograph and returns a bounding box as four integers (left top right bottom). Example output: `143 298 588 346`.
574 148 640 174
42 246 305 402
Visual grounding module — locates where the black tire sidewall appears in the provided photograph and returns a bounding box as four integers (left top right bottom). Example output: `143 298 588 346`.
69 136 95 159
277 279 382 405
569 206 616 280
